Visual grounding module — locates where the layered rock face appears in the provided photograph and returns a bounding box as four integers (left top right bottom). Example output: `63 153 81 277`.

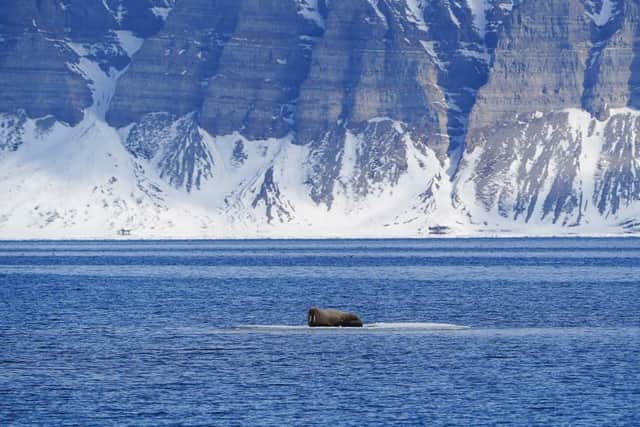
1 0 640 237
107 0 240 127
0 0 92 125
107 0 456 205
0 0 170 128
458 0 640 227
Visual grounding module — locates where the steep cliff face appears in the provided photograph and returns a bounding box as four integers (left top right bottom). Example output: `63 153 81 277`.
456 0 640 230
0 0 93 126
0 0 171 137
1 0 639 238
296 0 451 206
107 0 239 128
200 0 318 139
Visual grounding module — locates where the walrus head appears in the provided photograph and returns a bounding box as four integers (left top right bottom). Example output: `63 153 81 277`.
308 307 320 325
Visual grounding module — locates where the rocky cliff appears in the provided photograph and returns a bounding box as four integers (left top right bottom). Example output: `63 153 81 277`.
0 0 639 238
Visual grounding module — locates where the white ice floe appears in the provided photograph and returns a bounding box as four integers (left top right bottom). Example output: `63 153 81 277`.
235 323 470 331
365 322 470 330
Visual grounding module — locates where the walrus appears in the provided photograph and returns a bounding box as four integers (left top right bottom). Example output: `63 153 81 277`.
307 307 363 327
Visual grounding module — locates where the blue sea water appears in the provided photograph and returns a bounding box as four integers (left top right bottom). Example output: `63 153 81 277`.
0 238 639 426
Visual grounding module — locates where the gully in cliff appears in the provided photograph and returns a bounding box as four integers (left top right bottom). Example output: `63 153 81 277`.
307 307 363 327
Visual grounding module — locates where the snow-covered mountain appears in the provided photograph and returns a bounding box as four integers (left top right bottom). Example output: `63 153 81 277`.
1 0 639 238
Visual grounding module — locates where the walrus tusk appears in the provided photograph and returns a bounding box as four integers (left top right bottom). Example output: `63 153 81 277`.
307 307 363 327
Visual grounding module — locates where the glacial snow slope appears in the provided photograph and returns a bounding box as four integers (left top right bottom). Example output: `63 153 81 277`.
0 0 639 238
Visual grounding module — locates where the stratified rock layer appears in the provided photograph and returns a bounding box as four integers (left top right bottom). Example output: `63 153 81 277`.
1 0 640 237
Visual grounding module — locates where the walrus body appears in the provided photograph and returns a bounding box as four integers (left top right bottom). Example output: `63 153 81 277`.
308 307 363 327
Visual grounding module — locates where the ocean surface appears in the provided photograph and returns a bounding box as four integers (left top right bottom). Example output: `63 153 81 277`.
1 238 639 425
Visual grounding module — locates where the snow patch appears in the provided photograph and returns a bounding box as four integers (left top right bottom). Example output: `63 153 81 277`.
404 0 428 32
114 31 144 58
499 1 515 12
102 0 126 25
586 0 619 26
296 0 325 29
420 41 446 69
366 0 388 26
0 115 164 238
65 32 143 118
447 4 461 27
466 0 491 36
458 47 491 63
151 7 172 20
66 55 116 118
568 108 604 218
